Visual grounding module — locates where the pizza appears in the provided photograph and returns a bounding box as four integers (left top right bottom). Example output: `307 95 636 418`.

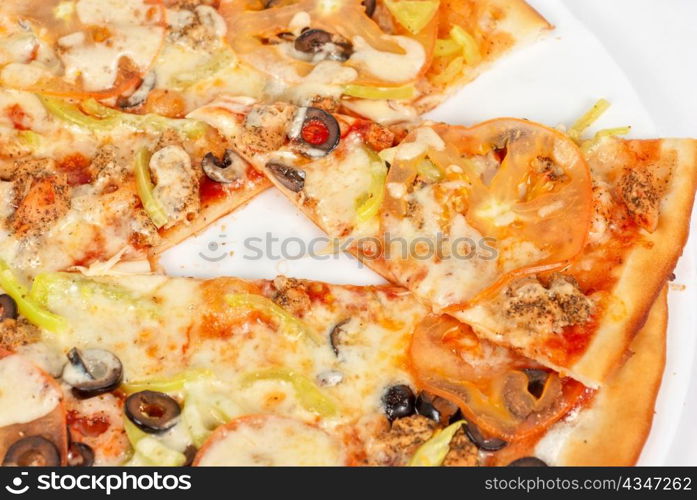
0 0 694 468
0 272 666 466
189 98 697 388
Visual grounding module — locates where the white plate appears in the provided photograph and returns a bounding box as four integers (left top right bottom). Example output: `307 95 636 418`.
161 0 697 465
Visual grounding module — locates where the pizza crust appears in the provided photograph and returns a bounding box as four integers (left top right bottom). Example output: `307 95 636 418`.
416 0 552 113
153 181 269 256
567 139 697 385
537 287 667 466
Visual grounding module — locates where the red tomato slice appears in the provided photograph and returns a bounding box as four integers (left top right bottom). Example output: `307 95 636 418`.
0 349 68 465
381 119 592 307
407 315 587 441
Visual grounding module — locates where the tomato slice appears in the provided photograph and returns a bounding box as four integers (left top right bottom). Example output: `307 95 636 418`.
0 0 165 99
0 349 68 465
219 0 436 87
408 315 587 441
381 119 592 307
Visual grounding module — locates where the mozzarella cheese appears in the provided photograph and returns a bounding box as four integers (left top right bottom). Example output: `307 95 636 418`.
0 354 61 427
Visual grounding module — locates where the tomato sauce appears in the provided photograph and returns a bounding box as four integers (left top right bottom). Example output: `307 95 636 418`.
67 410 111 438
57 153 93 186
199 176 227 204
5 104 30 130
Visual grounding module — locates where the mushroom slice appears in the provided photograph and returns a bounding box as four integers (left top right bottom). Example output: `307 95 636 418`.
62 347 123 397
202 149 247 184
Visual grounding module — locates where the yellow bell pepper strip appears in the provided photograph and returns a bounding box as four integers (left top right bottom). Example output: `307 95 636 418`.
450 26 481 65
415 157 443 182
39 95 207 139
241 368 337 417
343 83 416 100
134 148 169 229
567 98 611 142
355 149 388 224
120 369 214 394
30 272 160 319
431 25 481 86
408 420 465 466
0 260 67 333
181 393 232 448
81 98 207 139
224 294 321 344
384 0 440 35
17 130 41 149
39 95 118 130
170 49 237 89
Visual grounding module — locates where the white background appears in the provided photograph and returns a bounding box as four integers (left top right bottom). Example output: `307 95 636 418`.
162 0 697 464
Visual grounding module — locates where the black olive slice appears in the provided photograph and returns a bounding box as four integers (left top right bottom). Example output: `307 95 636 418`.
508 456 548 467
3 436 60 466
289 107 340 157
62 348 123 397
465 421 508 451
266 162 306 192
183 445 197 467
415 391 440 422
125 390 181 433
294 29 353 62
329 318 349 356
202 149 247 184
67 442 95 467
523 368 549 398
117 71 156 109
382 384 415 421
0 293 18 321
362 0 376 17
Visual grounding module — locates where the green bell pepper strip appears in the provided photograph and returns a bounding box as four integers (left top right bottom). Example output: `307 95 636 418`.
39 95 207 139
120 369 214 394
134 148 169 229
343 83 416 100
123 419 186 466
0 260 67 333
241 368 337 417
355 149 388 224
224 294 320 344
408 420 465 466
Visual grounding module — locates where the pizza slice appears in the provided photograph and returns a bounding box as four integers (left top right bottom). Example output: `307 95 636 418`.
0 271 666 466
216 0 550 123
189 97 697 387
0 89 268 278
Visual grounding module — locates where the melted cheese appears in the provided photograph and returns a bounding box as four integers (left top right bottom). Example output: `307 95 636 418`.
59 0 164 91
302 135 375 237
197 416 344 466
0 354 60 427
350 35 425 83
